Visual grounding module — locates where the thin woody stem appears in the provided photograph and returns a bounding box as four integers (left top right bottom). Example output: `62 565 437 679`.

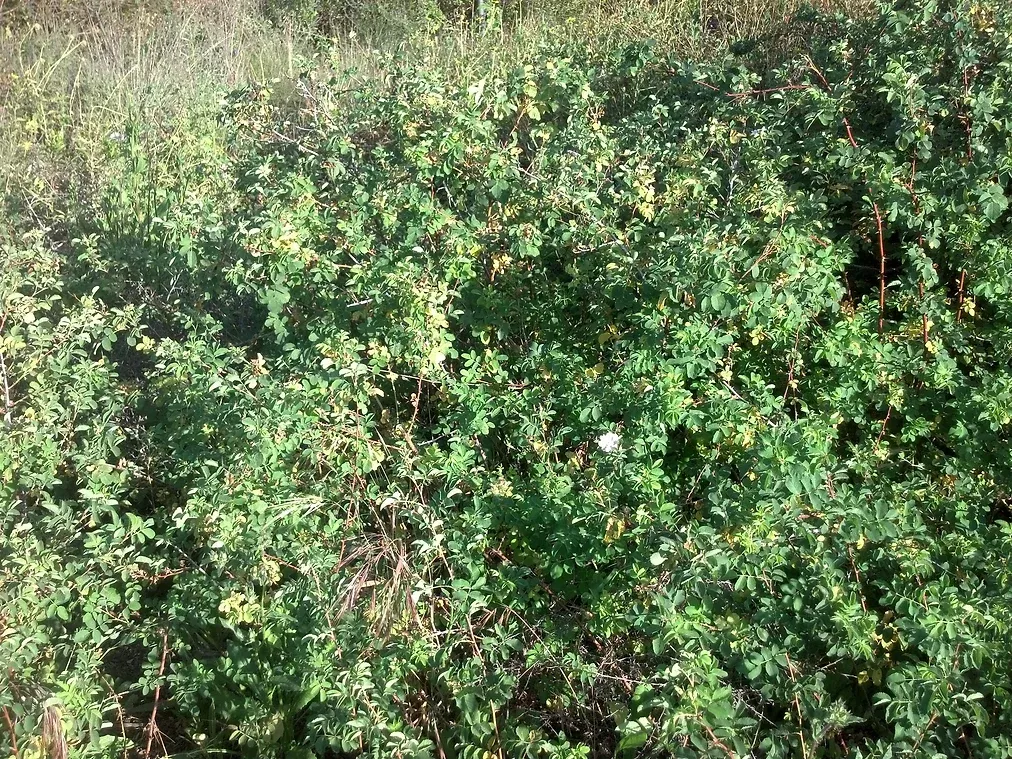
874 201 887 334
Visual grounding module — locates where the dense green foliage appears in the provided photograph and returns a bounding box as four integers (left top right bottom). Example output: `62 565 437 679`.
3 0 1012 756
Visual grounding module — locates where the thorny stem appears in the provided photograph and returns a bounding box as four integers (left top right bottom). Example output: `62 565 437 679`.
843 116 859 150
703 724 736 758
807 57 888 333
2 706 21 759
806 57 859 147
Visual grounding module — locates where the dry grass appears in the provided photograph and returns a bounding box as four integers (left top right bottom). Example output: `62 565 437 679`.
388 0 873 87
0 0 303 228
0 0 871 229
1 0 297 115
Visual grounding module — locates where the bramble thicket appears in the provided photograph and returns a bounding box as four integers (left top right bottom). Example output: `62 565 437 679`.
2 0 1012 756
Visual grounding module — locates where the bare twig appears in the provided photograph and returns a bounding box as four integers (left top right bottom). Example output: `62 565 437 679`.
876 406 892 447
0 312 11 426
432 717 448 759
728 84 812 99
956 270 967 322
490 702 505 759
144 630 170 759
99 674 130 759
847 545 869 613
873 201 886 334
907 156 930 347
783 328 803 402
409 372 425 429
962 68 974 161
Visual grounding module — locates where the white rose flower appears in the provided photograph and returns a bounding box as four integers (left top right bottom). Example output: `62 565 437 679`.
597 431 622 454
